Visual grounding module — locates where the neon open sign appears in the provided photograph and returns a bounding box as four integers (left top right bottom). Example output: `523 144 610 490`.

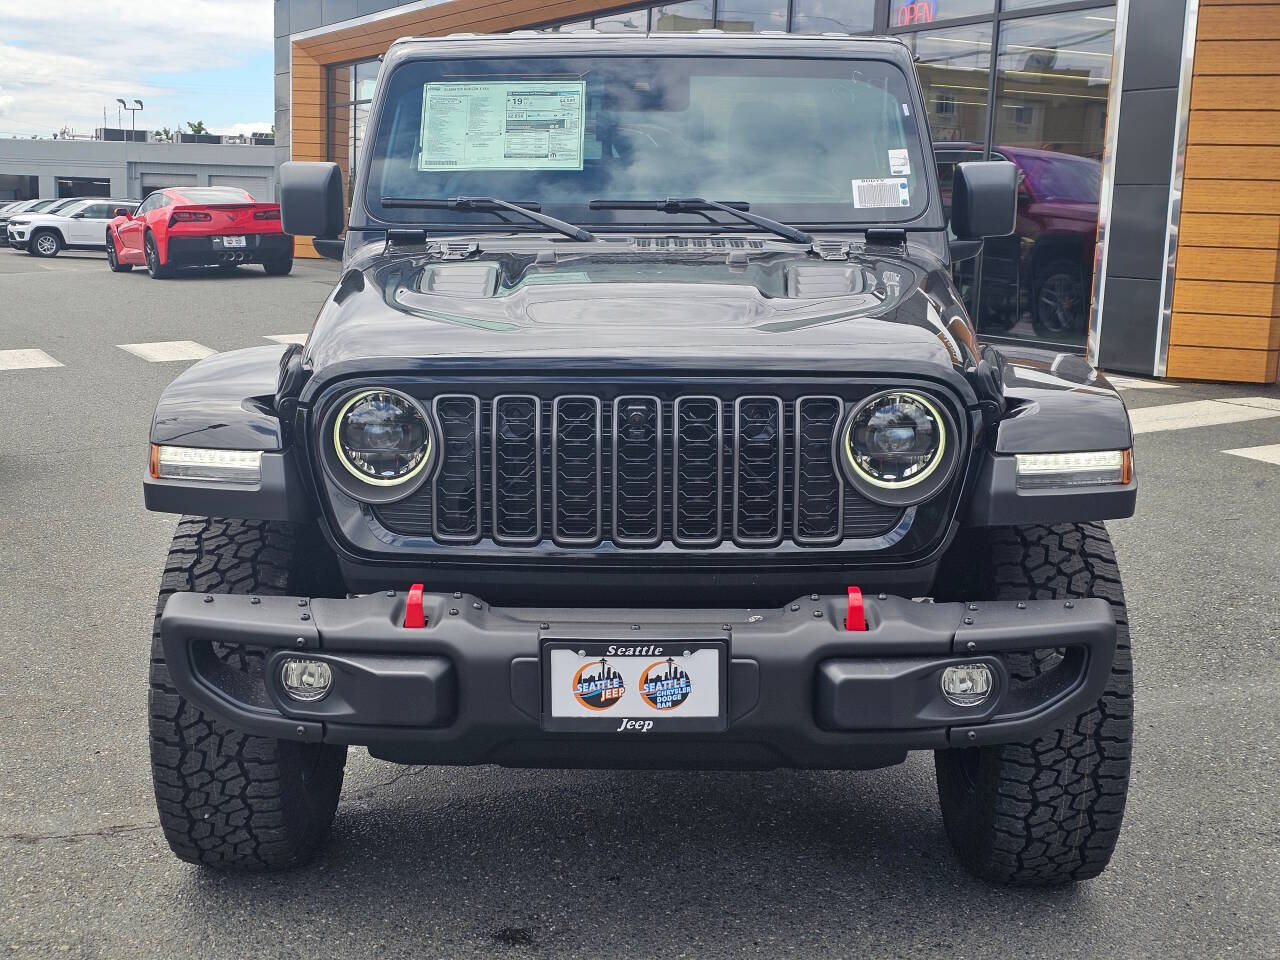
896 0 936 25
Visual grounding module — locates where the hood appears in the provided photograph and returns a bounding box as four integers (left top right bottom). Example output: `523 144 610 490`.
301 245 979 387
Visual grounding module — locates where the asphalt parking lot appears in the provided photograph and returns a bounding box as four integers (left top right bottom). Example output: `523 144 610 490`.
1 248 1278 959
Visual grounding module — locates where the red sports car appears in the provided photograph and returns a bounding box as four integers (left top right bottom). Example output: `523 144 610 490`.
106 186 293 278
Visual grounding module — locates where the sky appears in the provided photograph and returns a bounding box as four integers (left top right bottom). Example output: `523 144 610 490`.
0 1 275 139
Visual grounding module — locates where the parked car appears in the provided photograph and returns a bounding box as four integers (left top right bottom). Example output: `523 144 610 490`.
0 198 65 234
935 143 1100 340
106 186 292 277
142 33 1136 886
7 198 136 256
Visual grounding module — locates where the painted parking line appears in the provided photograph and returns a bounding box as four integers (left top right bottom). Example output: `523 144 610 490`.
117 340 215 362
1107 374 1179 390
1129 397 1280 435
265 334 308 345
1223 443 1280 466
0 348 63 370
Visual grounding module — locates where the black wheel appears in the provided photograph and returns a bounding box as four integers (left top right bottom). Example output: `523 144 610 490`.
263 256 293 276
1032 260 1086 340
933 523 1133 886
29 229 61 258
144 231 172 279
149 517 347 871
106 230 132 272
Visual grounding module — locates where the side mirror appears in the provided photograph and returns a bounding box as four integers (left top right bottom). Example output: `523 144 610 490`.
950 161 1017 240
281 161 344 239
112 207 132 218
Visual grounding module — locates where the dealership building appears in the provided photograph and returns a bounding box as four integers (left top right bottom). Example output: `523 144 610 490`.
273 0 1280 384
0 136 279 204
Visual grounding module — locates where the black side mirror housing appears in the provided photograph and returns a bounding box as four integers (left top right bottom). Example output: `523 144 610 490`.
280 161 345 239
951 161 1017 240
112 207 132 218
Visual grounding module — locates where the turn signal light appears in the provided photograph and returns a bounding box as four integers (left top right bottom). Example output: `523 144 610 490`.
150 444 261 483
254 209 281 220
170 211 212 223
1014 449 1132 489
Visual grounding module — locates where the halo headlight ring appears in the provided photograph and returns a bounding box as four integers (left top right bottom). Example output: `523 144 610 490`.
320 387 435 505
835 390 959 508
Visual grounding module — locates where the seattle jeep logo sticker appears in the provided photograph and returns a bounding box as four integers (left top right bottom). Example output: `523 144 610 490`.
572 659 625 710
639 657 692 710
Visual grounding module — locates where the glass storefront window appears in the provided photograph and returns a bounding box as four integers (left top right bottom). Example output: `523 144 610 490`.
888 0 995 28
652 1 713 31
790 0 875 33
901 23 992 316
717 0 787 32
593 9 649 31
328 58 379 206
976 8 1114 347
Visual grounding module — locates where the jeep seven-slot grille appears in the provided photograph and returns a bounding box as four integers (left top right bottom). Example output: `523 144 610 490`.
374 393 902 548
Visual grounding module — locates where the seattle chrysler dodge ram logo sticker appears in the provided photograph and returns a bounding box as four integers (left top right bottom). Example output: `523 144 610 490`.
639 657 692 710
572 659 625 710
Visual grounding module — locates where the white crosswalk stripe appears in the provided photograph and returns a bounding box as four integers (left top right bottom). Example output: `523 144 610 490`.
265 334 308 345
1106 374 1179 391
117 340 216 362
1129 397 1280 435
0 348 63 370
1223 443 1280 466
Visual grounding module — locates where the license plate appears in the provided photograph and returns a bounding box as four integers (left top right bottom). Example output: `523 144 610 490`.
222 235 247 248
542 640 727 733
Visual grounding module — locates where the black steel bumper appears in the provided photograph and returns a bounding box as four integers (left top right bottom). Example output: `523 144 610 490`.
165 234 292 265
159 590 1116 770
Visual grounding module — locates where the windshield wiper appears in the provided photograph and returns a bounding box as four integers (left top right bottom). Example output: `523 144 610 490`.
588 198 813 244
380 196 597 243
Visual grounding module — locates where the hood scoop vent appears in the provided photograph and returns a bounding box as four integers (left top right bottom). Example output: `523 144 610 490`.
784 264 869 299
418 263 499 298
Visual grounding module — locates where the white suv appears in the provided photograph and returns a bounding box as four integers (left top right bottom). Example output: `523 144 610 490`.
8 199 135 258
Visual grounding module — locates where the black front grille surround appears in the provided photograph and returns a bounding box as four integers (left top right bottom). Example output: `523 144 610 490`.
346 384 961 551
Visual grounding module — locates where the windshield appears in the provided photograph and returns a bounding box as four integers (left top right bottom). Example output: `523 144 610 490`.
365 54 931 230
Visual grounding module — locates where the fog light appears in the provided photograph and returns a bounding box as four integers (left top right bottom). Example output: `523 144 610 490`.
280 658 332 702
940 663 993 707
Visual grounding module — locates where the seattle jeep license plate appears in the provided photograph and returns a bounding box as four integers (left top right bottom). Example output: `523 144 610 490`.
542 640 727 733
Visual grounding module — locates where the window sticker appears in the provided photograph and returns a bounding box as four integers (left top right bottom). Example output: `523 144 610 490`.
887 149 911 176
852 178 911 208
418 81 586 172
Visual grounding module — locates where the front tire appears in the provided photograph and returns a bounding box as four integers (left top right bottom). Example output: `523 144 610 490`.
29 229 61 258
149 517 347 871
144 232 172 279
106 230 132 272
934 523 1133 886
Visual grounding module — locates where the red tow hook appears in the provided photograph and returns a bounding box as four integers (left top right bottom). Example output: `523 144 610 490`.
845 586 867 631
404 583 426 628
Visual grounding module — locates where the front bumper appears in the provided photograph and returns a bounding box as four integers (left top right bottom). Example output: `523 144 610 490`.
159 590 1116 770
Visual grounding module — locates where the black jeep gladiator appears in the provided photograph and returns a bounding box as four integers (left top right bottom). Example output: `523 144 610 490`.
143 32 1136 885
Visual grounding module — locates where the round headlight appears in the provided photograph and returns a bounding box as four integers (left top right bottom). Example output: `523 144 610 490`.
841 391 954 505
331 388 432 489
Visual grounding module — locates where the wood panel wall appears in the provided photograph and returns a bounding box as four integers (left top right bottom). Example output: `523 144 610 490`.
1168 0 1280 382
287 0 640 255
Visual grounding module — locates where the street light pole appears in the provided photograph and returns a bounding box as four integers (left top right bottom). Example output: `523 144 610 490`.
116 98 143 141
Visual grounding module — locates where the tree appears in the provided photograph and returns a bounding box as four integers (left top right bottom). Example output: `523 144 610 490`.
185 120 208 135
153 126 175 142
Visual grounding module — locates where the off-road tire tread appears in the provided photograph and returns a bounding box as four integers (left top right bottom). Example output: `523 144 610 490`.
148 516 346 871
935 522 1133 886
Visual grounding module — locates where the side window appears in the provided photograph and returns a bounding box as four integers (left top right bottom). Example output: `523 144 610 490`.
83 203 111 219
